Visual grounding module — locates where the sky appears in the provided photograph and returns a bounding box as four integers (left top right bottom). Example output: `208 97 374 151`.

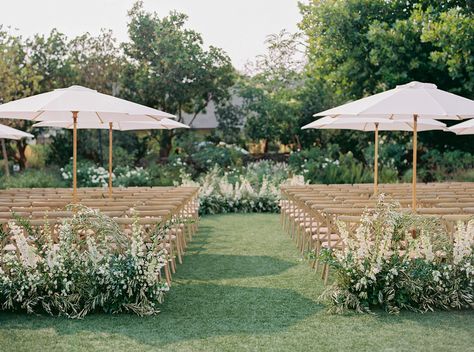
0 0 303 69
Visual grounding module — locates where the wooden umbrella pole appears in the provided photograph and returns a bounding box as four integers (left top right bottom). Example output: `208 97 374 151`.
72 111 78 203
108 122 113 198
374 123 379 196
1 138 10 177
412 114 418 211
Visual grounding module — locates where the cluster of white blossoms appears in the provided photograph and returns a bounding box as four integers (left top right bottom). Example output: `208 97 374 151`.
453 220 474 265
61 164 150 187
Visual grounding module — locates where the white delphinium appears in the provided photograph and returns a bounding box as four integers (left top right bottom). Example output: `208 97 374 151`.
9 221 38 269
238 177 255 198
453 220 474 265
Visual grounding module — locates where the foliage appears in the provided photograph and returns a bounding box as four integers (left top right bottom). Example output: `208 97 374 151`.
419 148 474 182
0 207 169 318
320 197 474 314
214 100 245 145
122 1 235 157
240 30 305 151
0 168 65 189
190 142 246 174
182 161 305 215
299 0 474 153
289 145 378 184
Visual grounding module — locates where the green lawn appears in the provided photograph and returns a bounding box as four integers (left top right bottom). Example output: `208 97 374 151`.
0 214 473 352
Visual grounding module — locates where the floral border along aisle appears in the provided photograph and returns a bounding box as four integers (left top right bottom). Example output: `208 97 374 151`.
0 207 170 318
320 197 474 314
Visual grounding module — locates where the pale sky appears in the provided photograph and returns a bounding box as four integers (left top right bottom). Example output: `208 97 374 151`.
0 0 303 69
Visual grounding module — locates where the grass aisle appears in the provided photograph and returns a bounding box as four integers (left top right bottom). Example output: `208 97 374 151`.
0 214 473 352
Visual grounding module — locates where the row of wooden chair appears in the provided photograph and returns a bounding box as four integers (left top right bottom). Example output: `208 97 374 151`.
0 186 200 286
280 182 474 284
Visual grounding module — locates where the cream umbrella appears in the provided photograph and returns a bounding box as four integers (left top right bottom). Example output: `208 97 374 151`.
33 119 189 196
0 86 175 201
313 81 474 209
302 116 446 194
0 124 34 177
449 119 474 135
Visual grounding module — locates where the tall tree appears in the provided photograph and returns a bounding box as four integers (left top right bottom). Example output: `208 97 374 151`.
122 1 235 157
242 30 305 152
0 27 41 170
299 0 474 152
69 30 123 95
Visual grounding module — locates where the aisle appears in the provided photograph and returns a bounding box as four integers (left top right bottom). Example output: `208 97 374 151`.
160 213 323 341
0 214 472 352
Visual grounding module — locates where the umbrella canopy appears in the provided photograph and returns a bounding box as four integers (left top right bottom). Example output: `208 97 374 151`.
0 124 34 177
33 119 189 196
0 123 34 140
0 85 175 122
302 116 447 131
302 116 447 194
0 85 176 201
32 119 188 130
312 81 474 210
315 81 474 120
449 119 474 135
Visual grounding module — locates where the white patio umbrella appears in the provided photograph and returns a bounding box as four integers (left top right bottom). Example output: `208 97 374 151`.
33 119 189 196
0 124 34 177
449 119 474 135
302 116 446 194
0 85 175 200
314 81 474 209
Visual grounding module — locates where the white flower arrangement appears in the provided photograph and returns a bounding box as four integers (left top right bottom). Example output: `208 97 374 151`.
320 197 474 314
181 161 305 215
0 207 170 318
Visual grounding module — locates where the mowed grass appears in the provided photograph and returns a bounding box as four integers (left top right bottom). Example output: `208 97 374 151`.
0 214 473 352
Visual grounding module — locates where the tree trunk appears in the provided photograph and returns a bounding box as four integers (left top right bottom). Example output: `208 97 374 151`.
294 135 302 151
14 140 27 170
159 108 181 159
263 139 269 154
159 130 174 159
1 139 9 177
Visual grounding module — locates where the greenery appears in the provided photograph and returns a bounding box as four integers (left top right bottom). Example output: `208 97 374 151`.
320 197 474 314
298 0 474 153
0 168 65 189
289 144 399 184
0 214 472 351
0 207 169 318
122 1 235 157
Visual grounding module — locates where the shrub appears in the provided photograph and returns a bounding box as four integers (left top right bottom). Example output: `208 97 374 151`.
290 146 373 184
61 161 152 188
190 142 246 173
114 166 152 187
320 197 474 314
420 149 474 182
0 207 170 318
147 156 190 186
0 168 66 189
